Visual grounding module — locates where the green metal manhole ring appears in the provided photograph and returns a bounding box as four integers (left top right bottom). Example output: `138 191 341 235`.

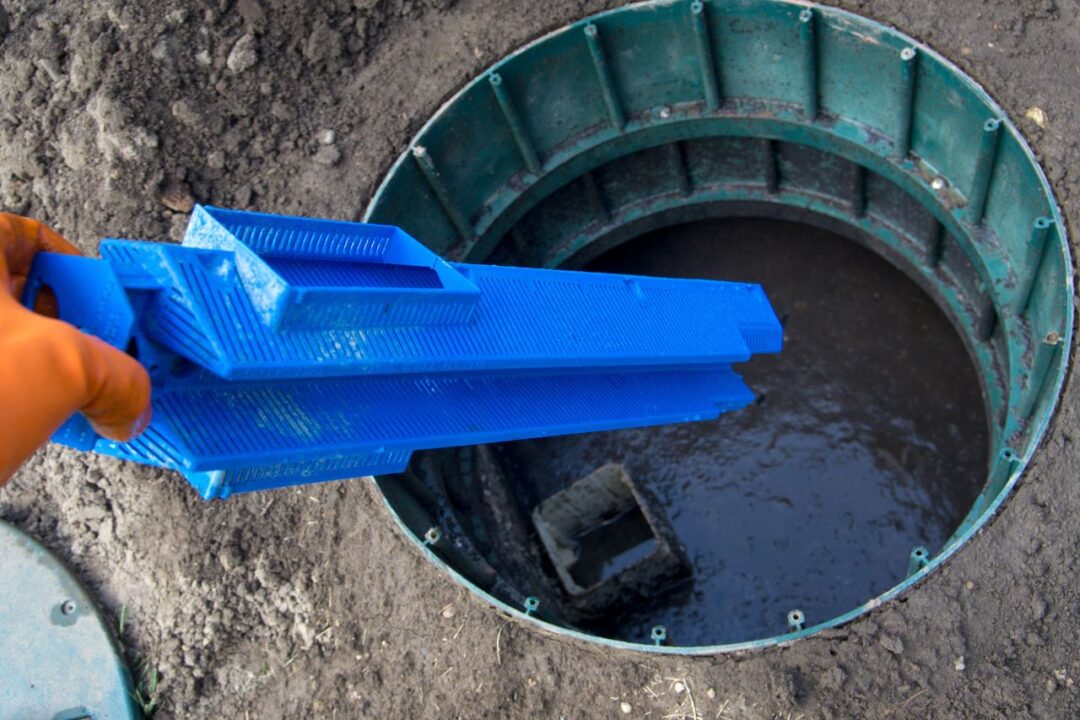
365 0 1073 653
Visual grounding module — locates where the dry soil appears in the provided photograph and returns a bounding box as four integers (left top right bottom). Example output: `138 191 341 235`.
1 0 1079 718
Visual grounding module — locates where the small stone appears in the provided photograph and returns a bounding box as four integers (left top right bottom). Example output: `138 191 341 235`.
673 681 685 694
195 49 213 67
954 656 966 671
317 129 336 146
151 38 175 64
171 99 202 128
964 580 975 591
35 58 62 82
270 100 295 122
1032 595 1048 621
619 701 632 714
303 22 343 64
440 605 456 619
161 183 195 213
821 665 846 691
234 185 253 207
880 635 904 655
207 151 226 170
227 34 258 74
706 688 716 700
1025 106 1048 129
1054 669 1068 682
313 145 341 167
294 619 315 648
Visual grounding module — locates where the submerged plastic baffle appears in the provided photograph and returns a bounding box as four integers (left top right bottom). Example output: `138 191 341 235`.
23 206 782 499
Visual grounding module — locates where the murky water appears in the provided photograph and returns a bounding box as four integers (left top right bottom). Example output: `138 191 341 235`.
493 217 988 645
569 506 658 589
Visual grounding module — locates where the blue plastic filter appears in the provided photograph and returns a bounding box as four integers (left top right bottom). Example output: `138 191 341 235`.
23 206 781 499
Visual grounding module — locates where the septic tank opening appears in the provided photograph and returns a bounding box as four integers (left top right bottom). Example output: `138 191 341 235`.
366 0 1072 652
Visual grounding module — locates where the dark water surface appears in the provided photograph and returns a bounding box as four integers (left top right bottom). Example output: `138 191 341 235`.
494 218 988 645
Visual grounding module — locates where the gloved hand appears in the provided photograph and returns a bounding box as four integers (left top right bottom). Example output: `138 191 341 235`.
0 213 151 484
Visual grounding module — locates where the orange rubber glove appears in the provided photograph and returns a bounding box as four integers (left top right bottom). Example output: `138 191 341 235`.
0 213 151 484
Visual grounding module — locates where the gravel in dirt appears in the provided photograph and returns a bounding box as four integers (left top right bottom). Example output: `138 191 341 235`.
1 0 1078 717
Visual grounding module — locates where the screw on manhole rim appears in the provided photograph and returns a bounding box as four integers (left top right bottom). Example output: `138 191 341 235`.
422 526 442 546
650 625 667 646
787 610 805 632
60 599 77 615
367 0 1073 652
908 546 931 577
523 596 540 617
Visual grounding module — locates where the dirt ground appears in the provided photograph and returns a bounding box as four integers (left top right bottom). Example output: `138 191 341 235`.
1 0 1078 717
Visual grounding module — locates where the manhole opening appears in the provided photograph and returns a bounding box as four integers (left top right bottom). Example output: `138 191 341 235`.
366 0 1072 652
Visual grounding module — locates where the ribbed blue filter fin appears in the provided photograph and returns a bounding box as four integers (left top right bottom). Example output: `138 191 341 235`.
96 367 752 498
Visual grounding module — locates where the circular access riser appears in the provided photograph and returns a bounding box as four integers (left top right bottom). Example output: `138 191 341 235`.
365 0 1072 652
